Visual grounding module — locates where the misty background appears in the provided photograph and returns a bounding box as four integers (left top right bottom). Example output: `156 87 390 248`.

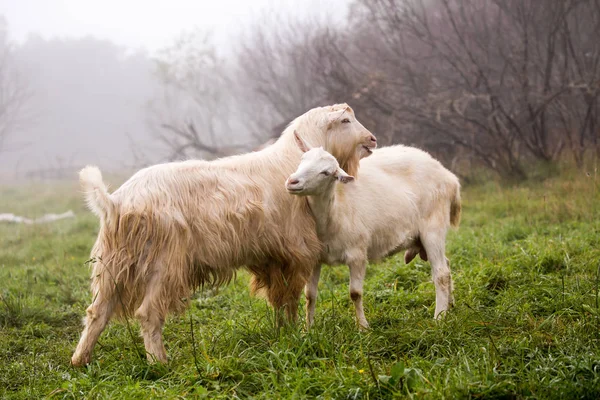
1 0 599 182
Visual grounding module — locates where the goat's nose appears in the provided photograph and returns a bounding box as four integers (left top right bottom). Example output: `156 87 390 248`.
370 135 377 143
287 178 300 186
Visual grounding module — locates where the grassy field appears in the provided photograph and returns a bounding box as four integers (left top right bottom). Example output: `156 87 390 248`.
1 169 600 399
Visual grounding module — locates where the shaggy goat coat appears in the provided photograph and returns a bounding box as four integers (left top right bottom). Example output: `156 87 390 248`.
71 104 376 366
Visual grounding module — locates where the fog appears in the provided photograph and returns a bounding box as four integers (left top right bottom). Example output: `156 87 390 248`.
0 0 349 180
1 36 158 177
1 0 599 182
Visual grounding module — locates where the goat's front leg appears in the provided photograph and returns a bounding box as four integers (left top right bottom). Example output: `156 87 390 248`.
305 263 322 329
260 261 308 326
348 256 369 330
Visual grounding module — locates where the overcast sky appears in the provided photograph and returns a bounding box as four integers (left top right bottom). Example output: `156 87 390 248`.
1 0 348 54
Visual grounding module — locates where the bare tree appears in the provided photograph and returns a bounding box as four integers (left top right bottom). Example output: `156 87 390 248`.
235 13 350 143
149 0 600 178
0 17 31 154
149 30 256 160
330 0 600 178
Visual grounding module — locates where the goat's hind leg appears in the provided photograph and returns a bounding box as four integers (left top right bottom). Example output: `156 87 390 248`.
421 229 453 319
71 290 116 366
135 271 168 364
348 256 369 330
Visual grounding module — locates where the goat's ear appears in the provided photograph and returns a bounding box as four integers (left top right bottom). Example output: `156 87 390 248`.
294 130 311 153
335 167 355 184
327 109 345 124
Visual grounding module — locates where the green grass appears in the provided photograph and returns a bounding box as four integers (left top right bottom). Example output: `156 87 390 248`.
1 171 600 399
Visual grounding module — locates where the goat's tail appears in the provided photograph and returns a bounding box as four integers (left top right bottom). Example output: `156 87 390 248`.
79 166 116 225
450 183 462 228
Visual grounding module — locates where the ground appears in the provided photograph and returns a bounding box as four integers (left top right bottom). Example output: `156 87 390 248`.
1 169 599 399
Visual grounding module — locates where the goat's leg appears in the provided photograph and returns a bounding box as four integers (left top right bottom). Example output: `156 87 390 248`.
305 263 322 329
282 265 307 323
348 257 369 330
71 291 115 366
136 308 167 364
135 272 168 363
421 230 453 319
263 262 307 326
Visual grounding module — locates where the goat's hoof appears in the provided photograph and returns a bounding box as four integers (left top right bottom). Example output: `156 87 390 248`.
146 354 169 365
71 354 90 367
358 322 370 332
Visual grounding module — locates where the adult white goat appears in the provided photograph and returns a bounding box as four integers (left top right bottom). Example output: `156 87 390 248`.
71 104 377 366
285 133 461 329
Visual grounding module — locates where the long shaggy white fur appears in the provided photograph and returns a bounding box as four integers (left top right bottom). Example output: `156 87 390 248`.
71 103 376 366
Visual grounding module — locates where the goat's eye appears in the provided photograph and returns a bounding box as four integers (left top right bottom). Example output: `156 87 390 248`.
320 171 330 176
341 118 350 124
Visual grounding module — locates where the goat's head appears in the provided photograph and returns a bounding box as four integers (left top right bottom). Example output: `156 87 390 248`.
286 131 354 196
293 103 376 178
325 104 377 163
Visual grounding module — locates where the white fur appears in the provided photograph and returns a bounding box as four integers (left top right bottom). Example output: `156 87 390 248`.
286 139 461 329
79 166 114 222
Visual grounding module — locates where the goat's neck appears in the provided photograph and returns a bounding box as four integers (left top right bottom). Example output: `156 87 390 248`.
307 186 343 239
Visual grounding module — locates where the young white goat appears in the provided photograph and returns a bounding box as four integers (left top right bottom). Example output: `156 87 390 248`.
285 132 461 329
